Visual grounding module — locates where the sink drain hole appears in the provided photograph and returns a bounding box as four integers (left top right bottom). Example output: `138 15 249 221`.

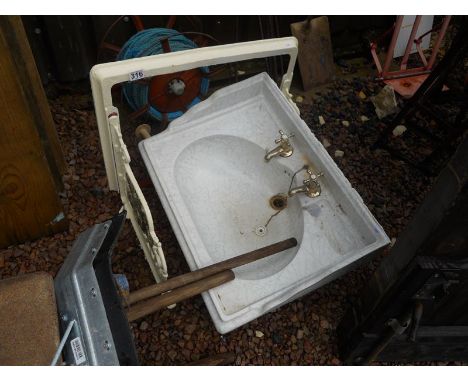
255 225 267 236
269 194 288 211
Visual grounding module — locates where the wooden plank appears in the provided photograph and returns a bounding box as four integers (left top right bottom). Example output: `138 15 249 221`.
127 270 235 321
0 16 68 248
128 237 298 305
290 16 335 90
2 17 66 186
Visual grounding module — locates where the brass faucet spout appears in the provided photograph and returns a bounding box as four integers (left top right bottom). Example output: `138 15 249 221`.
265 146 287 162
264 130 294 162
288 185 309 197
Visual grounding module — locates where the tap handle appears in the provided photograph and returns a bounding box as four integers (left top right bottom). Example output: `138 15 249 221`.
311 171 324 180
304 168 324 183
275 130 294 143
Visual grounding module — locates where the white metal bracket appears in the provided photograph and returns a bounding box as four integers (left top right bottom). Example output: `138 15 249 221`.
90 37 298 282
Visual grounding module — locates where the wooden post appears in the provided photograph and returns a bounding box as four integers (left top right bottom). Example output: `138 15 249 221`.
290 16 335 90
0 16 67 248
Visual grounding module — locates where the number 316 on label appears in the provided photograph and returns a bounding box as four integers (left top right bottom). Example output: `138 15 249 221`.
129 70 145 82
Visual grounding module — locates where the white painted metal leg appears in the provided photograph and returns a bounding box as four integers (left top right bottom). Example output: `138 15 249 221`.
107 110 167 281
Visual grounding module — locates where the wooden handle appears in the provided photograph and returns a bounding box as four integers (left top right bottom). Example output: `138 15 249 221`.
128 270 235 322
187 352 236 366
128 237 298 305
135 123 151 140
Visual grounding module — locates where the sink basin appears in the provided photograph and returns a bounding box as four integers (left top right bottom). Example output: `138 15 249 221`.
140 73 390 333
175 135 304 281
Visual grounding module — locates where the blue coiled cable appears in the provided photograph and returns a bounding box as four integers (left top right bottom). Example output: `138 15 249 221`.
117 28 209 121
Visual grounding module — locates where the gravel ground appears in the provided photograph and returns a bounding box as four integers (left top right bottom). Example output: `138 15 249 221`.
0 72 450 365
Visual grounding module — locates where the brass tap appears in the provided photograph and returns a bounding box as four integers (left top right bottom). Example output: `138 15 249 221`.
264 130 294 162
288 167 324 198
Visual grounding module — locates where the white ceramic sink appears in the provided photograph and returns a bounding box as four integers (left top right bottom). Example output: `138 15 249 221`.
140 73 390 333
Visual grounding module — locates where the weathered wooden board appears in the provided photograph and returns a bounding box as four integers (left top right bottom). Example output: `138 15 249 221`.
291 16 335 90
0 16 67 247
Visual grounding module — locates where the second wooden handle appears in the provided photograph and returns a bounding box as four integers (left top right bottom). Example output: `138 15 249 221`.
128 237 297 305
127 269 235 322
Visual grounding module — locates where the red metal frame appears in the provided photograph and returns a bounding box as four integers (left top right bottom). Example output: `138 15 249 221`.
372 16 452 80
371 16 452 97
